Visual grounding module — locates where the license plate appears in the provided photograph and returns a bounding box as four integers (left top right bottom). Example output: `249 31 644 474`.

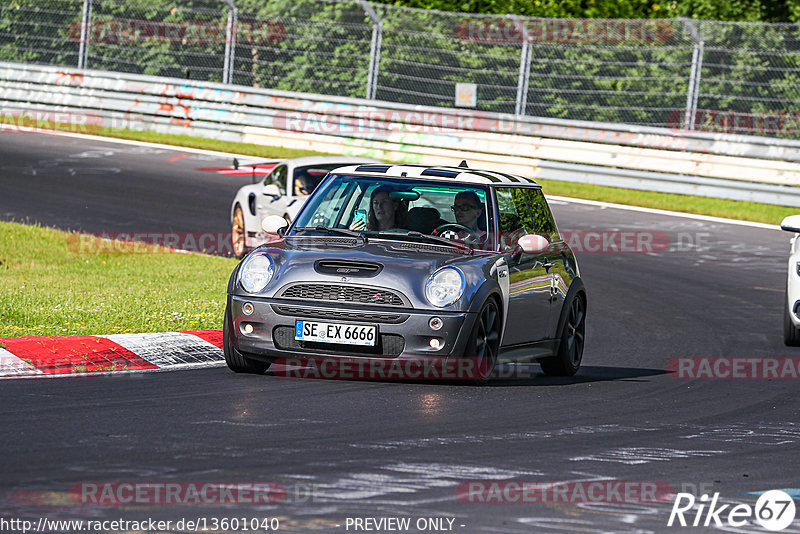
294 320 377 346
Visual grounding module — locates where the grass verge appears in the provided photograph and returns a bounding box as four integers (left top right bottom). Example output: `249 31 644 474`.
0 221 236 338
4 119 796 224
537 179 795 224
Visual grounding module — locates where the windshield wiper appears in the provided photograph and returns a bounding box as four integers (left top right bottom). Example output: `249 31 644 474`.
375 231 472 254
291 226 367 242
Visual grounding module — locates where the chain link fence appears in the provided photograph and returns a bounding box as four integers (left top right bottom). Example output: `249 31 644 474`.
2 0 800 137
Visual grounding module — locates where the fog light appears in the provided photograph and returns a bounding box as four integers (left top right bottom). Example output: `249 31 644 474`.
243 323 254 334
429 338 441 349
429 317 443 330
242 302 254 315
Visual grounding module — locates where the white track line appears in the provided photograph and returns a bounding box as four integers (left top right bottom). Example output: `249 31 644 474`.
0 123 257 160
548 195 782 230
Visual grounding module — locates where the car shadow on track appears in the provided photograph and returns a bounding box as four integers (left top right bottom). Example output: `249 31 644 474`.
485 364 668 387
261 363 667 387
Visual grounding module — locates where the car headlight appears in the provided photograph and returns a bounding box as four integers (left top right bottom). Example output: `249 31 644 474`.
238 253 275 293
425 267 465 307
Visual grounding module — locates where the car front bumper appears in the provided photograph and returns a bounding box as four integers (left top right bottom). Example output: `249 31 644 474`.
228 294 477 363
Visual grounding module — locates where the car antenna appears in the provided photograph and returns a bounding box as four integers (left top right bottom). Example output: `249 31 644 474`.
458 160 468 168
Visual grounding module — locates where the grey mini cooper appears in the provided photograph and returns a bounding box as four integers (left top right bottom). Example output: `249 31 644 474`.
223 163 586 383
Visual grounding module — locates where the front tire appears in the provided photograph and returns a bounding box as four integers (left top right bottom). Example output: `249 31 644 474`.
223 303 270 374
784 291 800 346
464 299 501 384
232 205 246 259
541 293 586 376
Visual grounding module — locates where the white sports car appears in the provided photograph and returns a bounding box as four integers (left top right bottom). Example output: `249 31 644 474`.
230 155 381 258
782 215 800 345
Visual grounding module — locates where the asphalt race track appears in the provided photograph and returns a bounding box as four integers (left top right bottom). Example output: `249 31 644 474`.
1 131 799 533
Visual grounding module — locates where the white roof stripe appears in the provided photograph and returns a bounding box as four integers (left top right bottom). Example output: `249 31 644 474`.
335 164 540 186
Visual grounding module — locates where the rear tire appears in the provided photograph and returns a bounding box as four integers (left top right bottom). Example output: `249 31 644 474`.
541 293 586 376
784 291 800 346
223 303 270 374
464 299 501 385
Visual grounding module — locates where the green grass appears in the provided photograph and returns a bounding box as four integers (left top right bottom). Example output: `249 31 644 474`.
4 117 796 224
0 221 236 338
537 179 796 225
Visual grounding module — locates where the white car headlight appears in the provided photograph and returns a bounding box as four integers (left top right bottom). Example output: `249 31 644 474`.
425 267 465 307
239 253 275 293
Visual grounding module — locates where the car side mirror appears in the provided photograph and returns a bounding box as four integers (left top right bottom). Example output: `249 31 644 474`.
262 215 288 235
510 234 549 263
262 183 282 200
519 234 550 254
781 215 800 233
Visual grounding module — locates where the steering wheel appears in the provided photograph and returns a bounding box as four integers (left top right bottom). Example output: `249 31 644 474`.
433 223 480 242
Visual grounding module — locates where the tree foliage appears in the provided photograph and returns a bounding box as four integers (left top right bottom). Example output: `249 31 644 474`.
389 0 799 23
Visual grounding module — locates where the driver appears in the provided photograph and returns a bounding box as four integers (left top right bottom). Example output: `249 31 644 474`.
451 191 486 232
436 190 487 247
294 172 312 196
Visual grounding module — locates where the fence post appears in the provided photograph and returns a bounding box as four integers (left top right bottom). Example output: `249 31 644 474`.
220 0 237 84
358 0 382 100
513 16 532 116
682 18 704 131
77 0 92 69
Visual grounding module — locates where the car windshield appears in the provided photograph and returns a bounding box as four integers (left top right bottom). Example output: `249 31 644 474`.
292 164 351 196
290 175 492 247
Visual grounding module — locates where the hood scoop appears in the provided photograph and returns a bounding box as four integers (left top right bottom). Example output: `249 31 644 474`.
314 260 383 277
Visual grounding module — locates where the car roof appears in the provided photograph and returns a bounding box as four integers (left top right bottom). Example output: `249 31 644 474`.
329 163 541 187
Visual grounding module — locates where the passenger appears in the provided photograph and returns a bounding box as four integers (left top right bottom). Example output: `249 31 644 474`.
350 185 408 231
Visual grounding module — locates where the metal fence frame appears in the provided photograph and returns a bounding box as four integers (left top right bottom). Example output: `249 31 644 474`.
36 0 797 132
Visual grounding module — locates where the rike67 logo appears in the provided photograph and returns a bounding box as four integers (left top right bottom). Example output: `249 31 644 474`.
668 490 796 531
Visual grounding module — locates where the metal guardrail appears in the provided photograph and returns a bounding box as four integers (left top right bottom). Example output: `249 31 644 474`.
5 1 800 138
2 61 800 207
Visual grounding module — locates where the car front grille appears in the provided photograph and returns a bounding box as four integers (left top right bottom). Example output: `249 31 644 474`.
279 284 405 307
272 305 408 324
285 237 360 247
272 326 405 357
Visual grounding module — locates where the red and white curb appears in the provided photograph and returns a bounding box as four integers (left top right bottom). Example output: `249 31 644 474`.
0 330 224 379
